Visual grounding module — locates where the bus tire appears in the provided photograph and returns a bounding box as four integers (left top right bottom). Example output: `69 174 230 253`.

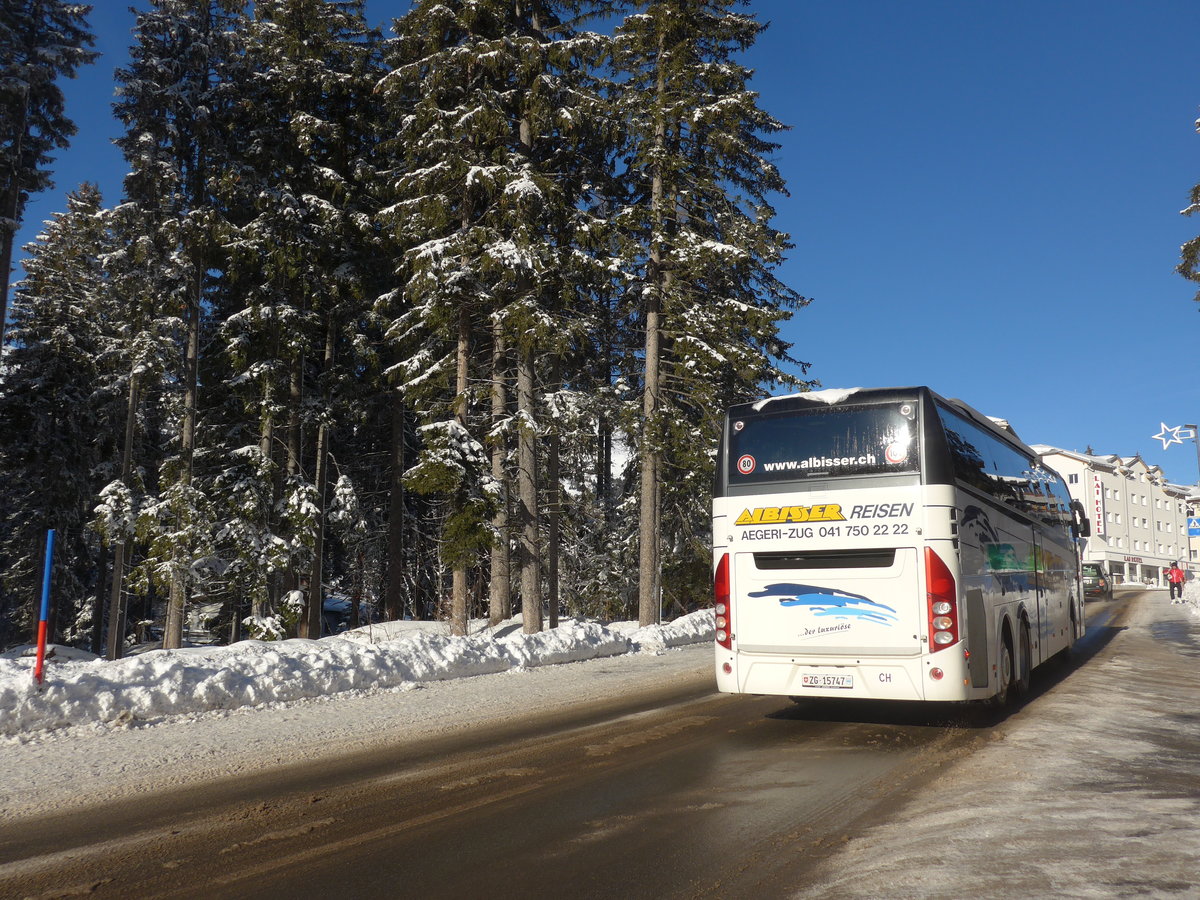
1015 619 1032 696
991 629 1015 707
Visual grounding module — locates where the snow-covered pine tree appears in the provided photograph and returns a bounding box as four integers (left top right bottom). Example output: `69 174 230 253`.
0 184 116 649
378 0 513 636
0 0 97 342
221 0 384 638
91 200 184 658
113 0 247 649
368 72 432 625
613 0 810 625
505 0 617 633
379 0 615 635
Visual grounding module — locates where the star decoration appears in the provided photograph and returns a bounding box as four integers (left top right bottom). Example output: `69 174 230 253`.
1153 422 1188 451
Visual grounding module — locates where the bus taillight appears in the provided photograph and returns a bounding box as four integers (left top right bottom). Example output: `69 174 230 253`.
715 553 732 650
925 547 959 652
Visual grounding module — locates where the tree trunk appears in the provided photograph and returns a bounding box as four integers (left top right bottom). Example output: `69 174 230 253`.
106 369 140 660
597 309 613 521
638 32 669 628
164 277 201 649
350 551 363 630
489 322 511 625
304 418 330 639
0 181 19 344
90 537 108 655
517 343 541 634
106 541 131 659
302 319 336 639
450 305 470 636
282 350 303 604
386 389 407 620
514 69 542 635
286 354 303 478
637 300 660 627
253 402 275 621
0 84 29 344
547 361 561 629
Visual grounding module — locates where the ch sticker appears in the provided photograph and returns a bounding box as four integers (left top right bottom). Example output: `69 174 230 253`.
736 454 756 475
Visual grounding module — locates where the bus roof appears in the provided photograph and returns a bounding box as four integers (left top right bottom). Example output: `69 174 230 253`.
735 386 1035 459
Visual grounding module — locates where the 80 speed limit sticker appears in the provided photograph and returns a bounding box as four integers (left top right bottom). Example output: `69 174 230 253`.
736 454 756 475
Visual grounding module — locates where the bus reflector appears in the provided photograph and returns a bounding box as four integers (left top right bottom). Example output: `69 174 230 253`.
715 553 731 650
925 547 959 652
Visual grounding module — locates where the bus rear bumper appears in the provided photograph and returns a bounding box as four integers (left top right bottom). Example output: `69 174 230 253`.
716 647 974 702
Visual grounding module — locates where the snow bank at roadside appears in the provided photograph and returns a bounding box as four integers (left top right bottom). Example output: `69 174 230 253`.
0 610 714 738
1183 579 1200 616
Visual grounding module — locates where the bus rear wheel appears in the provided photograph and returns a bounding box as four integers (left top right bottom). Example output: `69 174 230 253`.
1014 620 1032 696
991 633 1015 707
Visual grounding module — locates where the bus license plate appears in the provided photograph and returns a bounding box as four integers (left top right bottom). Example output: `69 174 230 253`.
801 673 853 689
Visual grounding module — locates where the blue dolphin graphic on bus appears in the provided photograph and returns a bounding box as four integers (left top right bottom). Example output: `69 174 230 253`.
748 583 899 626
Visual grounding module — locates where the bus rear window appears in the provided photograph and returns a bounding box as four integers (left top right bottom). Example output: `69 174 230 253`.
728 403 919 484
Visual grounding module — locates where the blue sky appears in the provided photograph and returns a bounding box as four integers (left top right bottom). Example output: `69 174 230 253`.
12 0 1200 482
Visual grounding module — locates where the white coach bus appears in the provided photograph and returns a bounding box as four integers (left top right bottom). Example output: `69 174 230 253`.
713 387 1089 705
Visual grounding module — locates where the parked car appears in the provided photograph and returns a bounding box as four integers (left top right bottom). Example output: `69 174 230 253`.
1082 562 1113 601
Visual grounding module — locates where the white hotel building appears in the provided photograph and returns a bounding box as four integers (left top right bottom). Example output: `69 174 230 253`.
1032 446 1193 584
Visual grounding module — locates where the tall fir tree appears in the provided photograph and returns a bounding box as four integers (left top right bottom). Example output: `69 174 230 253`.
379 0 515 636
219 0 384 638
0 0 97 342
380 0 615 635
91 200 183 658
0 184 116 649
613 0 809 625
112 0 247 651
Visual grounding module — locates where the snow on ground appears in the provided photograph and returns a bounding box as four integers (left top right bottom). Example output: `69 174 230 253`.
0 611 715 820
0 610 714 740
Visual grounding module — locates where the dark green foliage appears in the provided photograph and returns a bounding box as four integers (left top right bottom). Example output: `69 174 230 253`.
0 0 807 649
0 184 115 647
0 0 98 339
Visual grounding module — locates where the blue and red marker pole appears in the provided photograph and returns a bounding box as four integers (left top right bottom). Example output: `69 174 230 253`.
33 529 55 685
